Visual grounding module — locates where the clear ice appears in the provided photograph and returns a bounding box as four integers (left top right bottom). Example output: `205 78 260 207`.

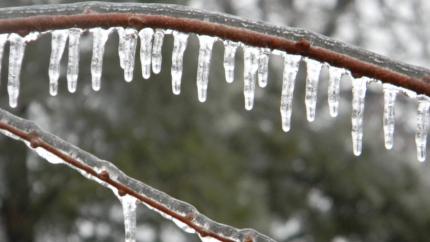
243 46 259 110
151 29 165 74
118 28 138 82
7 34 26 108
382 84 398 150
48 30 68 96
351 77 368 156
196 35 216 102
304 58 322 122
327 65 345 117
171 31 189 95
90 28 111 91
67 28 82 93
0 34 8 87
120 195 137 242
415 95 430 162
139 28 154 79
280 53 301 132
257 49 269 88
223 40 239 84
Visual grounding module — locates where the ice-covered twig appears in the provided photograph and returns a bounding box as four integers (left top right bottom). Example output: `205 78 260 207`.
0 2 429 96
0 107 275 242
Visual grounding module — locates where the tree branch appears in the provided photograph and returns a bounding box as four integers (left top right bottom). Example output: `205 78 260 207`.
0 107 275 242
0 2 429 96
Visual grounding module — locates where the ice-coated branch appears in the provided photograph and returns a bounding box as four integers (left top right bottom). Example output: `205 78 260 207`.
0 2 429 96
0 107 275 242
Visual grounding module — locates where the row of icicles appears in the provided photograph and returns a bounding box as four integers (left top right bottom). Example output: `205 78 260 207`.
0 27 429 162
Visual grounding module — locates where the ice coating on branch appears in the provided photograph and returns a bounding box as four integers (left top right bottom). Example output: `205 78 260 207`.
171 31 189 95
351 77 368 156
280 53 301 132
415 95 430 162
90 28 111 91
119 195 137 242
67 28 82 93
257 49 269 88
304 58 322 122
223 40 239 83
118 28 138 82
49 30 68 96
196 35 216 102
0 34 8 87
243 46 259 110
7 34 26 108
327 65 345 117
139 28 154 80
383 84 398 150
152 29 165 74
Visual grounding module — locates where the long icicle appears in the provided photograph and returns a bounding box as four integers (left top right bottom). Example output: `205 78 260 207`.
138 28 154 80
118 28 138 82
280 53 301 132
151 29 165 74
351 77 368 156
327 65 345 117
257 48 269 88
66 28 82 93
171 31 189 95
196 35 216 102
7 34 26 108
48 29 68 96
304 58 322 122
382 84 398 150
223 40 239 84
90 28 111 91
243 46 259 110
119 195 138 242
415 95 430 162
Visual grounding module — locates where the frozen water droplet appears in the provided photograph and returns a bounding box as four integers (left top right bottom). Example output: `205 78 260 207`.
257 49 269 88
196 35 216 102
415 95 430 162
7 34 27 108
243 46 259 110
118 28 138 82
0 34 8 88
382 84 398 150
138 28 154 80
327 65 345 117
90 28 111 91
171 31 188 95
151 29 165 74
223 40 239 83
351 77 368 156
67 28 82 93
280 53 301 132
49 29 68 96
120 195 137 242
304 58 322 122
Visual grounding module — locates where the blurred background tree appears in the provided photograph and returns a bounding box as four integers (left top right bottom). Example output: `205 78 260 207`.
0 0 429 242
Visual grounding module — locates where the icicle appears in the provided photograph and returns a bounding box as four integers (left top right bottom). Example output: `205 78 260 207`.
415 95 430 162
223 40 239 83
90 28 111 91
280 53 301 132
382 84 398 150
67 28 82 93
304 58 322 122
196 35 216 102
171 31 189 95
138 28 154 80
48 30 68 96
151 29 165 74
7 34 26 108
120 195 137 242
327 65 345 117
118 28 138 82
351 77 368 156
257 49 269 88
243 46 259 110
0 34 8 87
